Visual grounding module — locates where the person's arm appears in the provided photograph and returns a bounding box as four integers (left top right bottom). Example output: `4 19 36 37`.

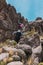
12 31 17 35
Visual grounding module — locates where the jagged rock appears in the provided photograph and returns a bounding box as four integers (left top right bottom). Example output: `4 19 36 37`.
18 37 29 44
0 11 13 30
0 0 7 11
0 0 43 42
29 20 43 35
28 34 40 47
0 0 43 65
19 34 40 48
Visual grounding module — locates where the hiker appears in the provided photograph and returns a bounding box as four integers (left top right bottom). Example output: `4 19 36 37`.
13 30 22 43
18 23 24 29
18 18 25 31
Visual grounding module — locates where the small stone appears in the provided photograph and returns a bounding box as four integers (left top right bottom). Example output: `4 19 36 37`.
12 55 21 61
8 57 13 62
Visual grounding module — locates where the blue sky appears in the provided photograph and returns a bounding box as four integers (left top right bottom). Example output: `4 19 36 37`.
6 0 43 21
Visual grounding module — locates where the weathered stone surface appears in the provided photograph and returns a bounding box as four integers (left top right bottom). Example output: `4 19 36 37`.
32 44 42 54
28 34 40 47
3 46 26 59
3 46 18 52
12 55 21 61
19 34 40 48
0 0 43 65
7 61 23 65
16 44 32 54
33 57 39 65
0 53 9 61
0 0 43 42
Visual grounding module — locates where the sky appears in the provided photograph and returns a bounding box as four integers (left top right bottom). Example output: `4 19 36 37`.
6 0 43 21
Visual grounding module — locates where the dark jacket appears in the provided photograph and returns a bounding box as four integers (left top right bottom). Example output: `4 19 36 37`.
14 31 22 43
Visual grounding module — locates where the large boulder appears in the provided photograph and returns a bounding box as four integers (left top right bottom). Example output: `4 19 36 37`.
3 46 27 60
7 61 23 65
0 53 9 61
16 44 32 55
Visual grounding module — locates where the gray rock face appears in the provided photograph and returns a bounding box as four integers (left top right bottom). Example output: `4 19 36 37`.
0 0 43 43
0 0 43 65
0 0 6 10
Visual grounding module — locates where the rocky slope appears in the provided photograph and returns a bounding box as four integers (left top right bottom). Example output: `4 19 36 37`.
0 0 43 65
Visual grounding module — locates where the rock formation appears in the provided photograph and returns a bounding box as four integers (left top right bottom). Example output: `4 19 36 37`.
0 0 43 65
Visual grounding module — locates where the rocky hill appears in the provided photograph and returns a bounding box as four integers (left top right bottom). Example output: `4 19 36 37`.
0 0 43 42
0 0 43 65
0 0 30 42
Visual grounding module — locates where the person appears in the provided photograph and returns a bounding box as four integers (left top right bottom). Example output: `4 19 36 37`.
18 23 24 30
14 30 22 43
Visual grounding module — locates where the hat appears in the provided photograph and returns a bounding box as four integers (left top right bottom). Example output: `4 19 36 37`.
18 30 21 32
20 24 24 28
